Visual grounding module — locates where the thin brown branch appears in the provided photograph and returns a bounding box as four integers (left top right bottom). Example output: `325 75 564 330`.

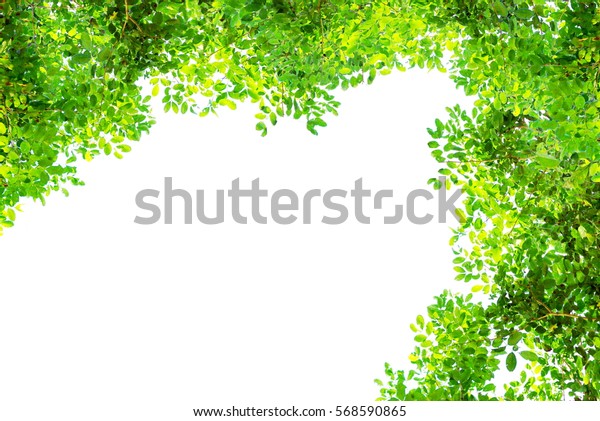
442 155 532 165
528 285 553 314
534 312 599 322
120 0 129 39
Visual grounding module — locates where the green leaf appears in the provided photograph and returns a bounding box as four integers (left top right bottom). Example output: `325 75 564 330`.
20 141 31 154
255 122 267 136
81 32 93 50
311 118 327 127
71 52 91 65
6 208 16 221
435 118 444 131
507 331 522 346
536 154 560 168
506 352 517 372
98 48 111 61
454 208 466 224
514 9 534 20
219 98 237 110
493 2 508 17
482 384 496 392
520 351 538 362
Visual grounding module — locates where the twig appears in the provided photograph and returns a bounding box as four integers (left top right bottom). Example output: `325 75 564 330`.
534 313 599 322
120 0 129 39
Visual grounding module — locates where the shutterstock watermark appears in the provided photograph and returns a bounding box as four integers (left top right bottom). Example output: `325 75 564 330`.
133 177 462 225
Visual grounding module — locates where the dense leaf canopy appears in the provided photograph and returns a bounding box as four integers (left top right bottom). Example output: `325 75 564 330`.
1 0 599 400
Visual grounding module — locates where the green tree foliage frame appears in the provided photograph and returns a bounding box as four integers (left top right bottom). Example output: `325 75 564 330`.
1 0 599 400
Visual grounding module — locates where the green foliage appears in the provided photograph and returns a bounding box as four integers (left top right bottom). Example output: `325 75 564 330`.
377 291 562 400
1 0 450 231
1 0 598 401
378 0 600 401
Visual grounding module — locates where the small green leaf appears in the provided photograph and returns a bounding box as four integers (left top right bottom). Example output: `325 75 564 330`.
311 118 327 127
256 122 267 136
71 52 91 65
506 352 517 372
507 331 523 346
219 98 237 110
514 9 534 19
575 95 586 109
6 208 16 221
98 48 111 61
20 141 31 154
520 351 538 362
81 32 93 50
536 154 560 168
493 1 508 17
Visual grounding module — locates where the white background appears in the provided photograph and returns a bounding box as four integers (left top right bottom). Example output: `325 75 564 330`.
1 70 589 420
